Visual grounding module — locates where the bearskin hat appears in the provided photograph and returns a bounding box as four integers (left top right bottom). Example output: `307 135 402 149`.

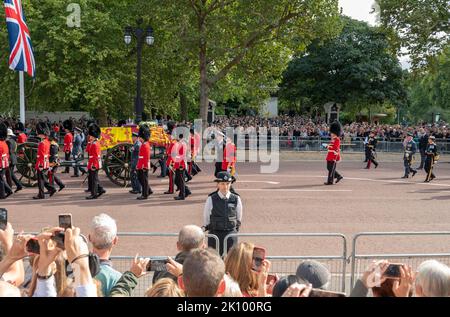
15 121 25 132
0 122 7 140
49 131 58 141
329 121 342 137
88 123 101 139
138 124 150 141
63 120 73 131
36 121 50 136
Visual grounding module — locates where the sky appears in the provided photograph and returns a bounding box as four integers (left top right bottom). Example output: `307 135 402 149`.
339 0 411 69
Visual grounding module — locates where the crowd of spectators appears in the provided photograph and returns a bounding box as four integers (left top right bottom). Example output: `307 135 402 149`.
2 114 450 145
1 214 450 297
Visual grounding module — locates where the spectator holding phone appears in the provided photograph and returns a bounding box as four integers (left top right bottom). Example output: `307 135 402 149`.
109 254 150 297
88 213 121 296
224 242 271 297
0 222 25 287
153 225 205 284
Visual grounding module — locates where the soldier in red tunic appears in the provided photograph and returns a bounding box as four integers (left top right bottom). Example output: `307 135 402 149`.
14 122 27 144
62 120 73 173
136 125 153 200
324 121 344 185
33 122 56 199
164 123 177 195
0 123 13 199
222 136 238 193
86 124 106 200
173 133 191 200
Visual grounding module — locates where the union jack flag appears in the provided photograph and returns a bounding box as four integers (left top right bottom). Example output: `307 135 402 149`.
3 0 35 77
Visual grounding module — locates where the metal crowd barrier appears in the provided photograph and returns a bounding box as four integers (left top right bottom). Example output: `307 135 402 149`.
223 233 347 293
349 231 450 289
109 232 220 296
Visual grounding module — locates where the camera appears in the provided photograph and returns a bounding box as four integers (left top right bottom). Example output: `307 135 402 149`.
384 263 403 278
0 208 7 230
146 259 169 272
26 238 40 254
58 213 72 230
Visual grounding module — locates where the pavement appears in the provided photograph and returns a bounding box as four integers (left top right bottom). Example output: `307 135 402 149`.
3 153 450 258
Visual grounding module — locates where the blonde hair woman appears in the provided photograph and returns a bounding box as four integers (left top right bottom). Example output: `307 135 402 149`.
224 242 271 297
145 278 184 297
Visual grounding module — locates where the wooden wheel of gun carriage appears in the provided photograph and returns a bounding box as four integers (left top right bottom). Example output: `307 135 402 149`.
15 124 170 188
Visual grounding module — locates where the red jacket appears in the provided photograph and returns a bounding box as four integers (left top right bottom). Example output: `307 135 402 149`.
64 132 73 153
137 141 151 170
0 141 9 169
35 138 50 170
17 133 27 144
87 141 102 170
222 142 237 170
172 141 187 169
166 138 176 167
326 137 341 162
190 133 201 157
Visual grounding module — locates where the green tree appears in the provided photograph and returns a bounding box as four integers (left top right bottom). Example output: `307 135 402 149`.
279 17 407 117
375 0 450 69
158 0 341 124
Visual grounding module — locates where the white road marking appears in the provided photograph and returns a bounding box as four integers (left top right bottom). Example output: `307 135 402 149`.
238 174 450 188
239 189 352 192
240 180 280 185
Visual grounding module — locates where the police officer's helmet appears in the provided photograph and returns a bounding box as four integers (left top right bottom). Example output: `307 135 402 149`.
215 171 233 183
429 135 436 140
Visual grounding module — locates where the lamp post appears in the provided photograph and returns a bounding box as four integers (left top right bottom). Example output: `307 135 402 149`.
124 18 154 124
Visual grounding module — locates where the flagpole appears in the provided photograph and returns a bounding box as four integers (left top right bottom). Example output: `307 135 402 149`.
19 71 25 124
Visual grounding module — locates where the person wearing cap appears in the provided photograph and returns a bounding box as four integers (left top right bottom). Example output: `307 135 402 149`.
72 127 87 177
324 121 343 185
402 132 417 179
47 131 65 192
129 131 142 195
417 128 429 170
86 124 106 199
34 122 56 199
365 131 378 169
188 128 202 178
164 123 177 194
5 127 23 193
424 135 438 182
136 125 153 200
62 120 74 174
296 260 331 290
172 133 191 200
0 123 13 199
203 171 243 256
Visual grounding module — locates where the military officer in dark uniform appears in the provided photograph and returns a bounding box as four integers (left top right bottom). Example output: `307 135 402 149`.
203 171 243 256
402 132 417 179
365 131 379 169
424 135 438 182
417 128 429 170
5 128 23 192
48 131 65 192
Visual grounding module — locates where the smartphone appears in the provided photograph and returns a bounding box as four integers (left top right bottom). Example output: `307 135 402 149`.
266 274 278 285
384 263 402 278
251 246 266 273
309 289 346 297
146 259 168 272
58 214 72 230
51 231 65 249
0 208 7 230
26 238 40 254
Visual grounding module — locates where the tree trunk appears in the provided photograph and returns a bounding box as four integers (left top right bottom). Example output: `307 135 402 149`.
97 106 108 127
180 91 188 122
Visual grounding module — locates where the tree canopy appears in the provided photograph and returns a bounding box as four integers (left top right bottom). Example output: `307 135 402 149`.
279 17 407 118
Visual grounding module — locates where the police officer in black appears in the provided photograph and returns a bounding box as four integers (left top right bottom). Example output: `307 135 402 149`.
203 171 243 256
402 132 417 178
365 131 378 169
424 135 438 182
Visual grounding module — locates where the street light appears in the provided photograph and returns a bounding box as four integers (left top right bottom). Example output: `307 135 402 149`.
124 18 154 124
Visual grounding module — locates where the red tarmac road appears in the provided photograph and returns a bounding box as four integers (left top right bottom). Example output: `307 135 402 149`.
2 159 450 258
